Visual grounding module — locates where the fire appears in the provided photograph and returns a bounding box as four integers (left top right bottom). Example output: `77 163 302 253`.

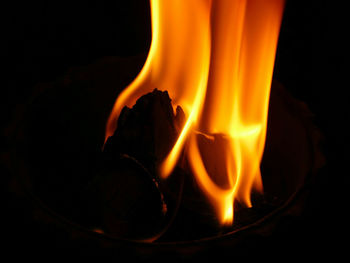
106 0 284 225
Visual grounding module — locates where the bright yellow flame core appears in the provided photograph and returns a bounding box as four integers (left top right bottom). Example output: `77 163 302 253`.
106 0 285 225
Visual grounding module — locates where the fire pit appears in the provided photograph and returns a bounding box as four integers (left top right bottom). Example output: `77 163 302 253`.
4 0 325 257
10 54 323 251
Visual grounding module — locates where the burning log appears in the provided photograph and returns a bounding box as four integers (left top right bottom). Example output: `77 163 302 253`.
98 87 285 241
92 89 185 239
100 89 230 240
103 88 185 175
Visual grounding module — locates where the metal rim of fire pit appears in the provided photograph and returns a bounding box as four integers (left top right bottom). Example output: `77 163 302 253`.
11 119 318 247
13 165 310 247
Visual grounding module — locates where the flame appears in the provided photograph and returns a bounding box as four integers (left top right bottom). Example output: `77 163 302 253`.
106 0 284 225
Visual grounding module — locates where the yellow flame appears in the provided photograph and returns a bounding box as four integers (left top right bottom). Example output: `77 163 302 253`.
106 0 285 225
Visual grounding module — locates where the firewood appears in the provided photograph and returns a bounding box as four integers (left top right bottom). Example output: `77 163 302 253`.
86 154 167 239
91 89 185 239
103 88 185 175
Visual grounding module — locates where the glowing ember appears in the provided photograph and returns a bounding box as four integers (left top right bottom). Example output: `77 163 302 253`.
106 0 285 225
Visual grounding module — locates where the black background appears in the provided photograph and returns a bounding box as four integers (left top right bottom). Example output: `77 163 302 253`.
0 0 347 257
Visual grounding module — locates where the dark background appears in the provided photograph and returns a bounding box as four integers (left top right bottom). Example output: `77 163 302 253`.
0 0 347 257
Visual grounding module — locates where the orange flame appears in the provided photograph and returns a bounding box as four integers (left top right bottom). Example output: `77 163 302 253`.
106 0 284 225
